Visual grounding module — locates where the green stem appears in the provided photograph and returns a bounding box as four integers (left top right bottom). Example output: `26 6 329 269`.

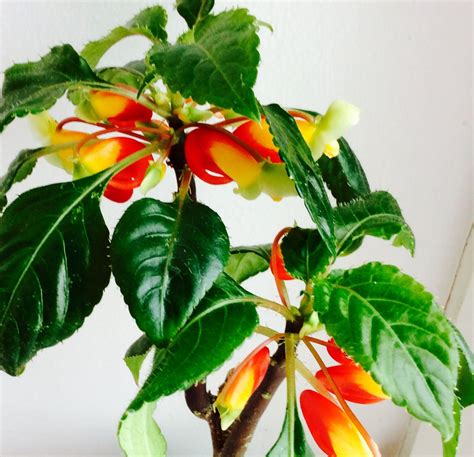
294 358 333 401
253 296 295 321
285 333 297 457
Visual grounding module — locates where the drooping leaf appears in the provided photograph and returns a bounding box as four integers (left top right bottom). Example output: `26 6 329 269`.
125 334 154 385
176 0 215 28
225 244 271 283
280 228 332 281
127 273 258 410
118 401 167 457
267 407 314 457
313 262 459 440
451 324 474 408
0 148 42 211
0 173 113 375
81 6 168 68
0 45 103 132
149 9 260 120
334 190 415 256
263 104 335 256
111 197 230 346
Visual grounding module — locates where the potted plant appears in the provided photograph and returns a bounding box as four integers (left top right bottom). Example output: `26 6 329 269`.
0 1 472 456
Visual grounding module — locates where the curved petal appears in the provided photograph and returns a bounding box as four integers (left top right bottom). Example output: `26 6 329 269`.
315 364 389 404
327 339 353 365
300 390 374 457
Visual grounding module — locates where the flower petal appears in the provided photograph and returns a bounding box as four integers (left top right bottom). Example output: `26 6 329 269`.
315 364 389 404
327 339 353 365
300 390 374 457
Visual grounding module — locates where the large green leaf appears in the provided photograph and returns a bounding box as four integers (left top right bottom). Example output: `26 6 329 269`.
451 324 474 408
334 190 415 256
128 274 258 409
81 6 168 68
118 401 167 457
0 173 112 375
280 228 332 281
267 408 314 457
0 148 42 211
149 9 260 120
0 45 103 132
225 244 271 283
313 263 459 440
111 197 230 346
177 0 215 28
263 104 335 256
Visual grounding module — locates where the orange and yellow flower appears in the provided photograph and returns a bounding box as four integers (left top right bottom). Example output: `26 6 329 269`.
300 390 378 457
215 347 270 430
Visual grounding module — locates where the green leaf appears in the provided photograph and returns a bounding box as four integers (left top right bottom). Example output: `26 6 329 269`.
451 324 474 408
334 191 415 256
81 6 168 68
319 137 370 203
111 197 230 346
443 399 461 457
149 9 260 120
0 148 41 211
262 104 335 256
177 0 215 28
313 262 459 440
0 173 112 375
118 401 167 457
281 228 332 281
128 273 258 410
267 408 314 457
0 45 103 132
125 335 154 385
225 244 271 283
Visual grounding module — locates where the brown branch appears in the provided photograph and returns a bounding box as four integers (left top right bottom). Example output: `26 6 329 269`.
184 381 227 455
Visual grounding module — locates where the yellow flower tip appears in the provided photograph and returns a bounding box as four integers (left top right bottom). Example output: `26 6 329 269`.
215 404 243 431
307 99 360 161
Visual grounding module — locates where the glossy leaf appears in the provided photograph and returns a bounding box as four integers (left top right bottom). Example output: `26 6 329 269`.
111 197 230 346
127 273 259 410
0 148 41 211
280 228 332 281
0 45 103 132
319 137 370 203
452 324 474 408
313 263 459 440
334 190 415 256
0 174 111 375
263 104 335 256
149 9 260 119
225 244 271 283
124 334 154 385
177 0 215 28
118 401 167 457
82 6 168 68
267 408 314 457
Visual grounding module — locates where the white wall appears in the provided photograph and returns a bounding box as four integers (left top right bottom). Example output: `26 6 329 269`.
0 1 472 456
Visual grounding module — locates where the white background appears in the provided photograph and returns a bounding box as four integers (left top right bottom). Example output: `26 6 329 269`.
0 1 472 456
